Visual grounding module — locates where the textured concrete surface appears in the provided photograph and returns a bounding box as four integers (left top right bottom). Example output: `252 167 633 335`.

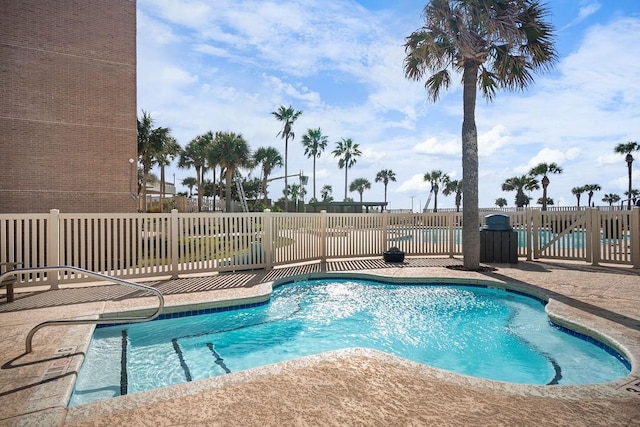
0 257 639 426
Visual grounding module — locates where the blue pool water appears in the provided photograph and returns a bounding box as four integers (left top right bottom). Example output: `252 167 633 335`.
69 279 630 407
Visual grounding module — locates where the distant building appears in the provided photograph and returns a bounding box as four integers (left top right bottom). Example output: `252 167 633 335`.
0 0 137 213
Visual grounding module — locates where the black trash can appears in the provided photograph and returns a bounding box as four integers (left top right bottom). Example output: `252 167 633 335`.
383 247 405 263
480 214 518 263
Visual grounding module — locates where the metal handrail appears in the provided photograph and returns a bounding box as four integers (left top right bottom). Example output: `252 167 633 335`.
0 266 165 353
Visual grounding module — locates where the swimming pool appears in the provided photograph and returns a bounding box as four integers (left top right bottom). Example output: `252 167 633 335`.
69 278 631 407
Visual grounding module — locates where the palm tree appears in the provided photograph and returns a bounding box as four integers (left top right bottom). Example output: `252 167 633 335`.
614 141 639 209
583 184 601 208
332 138 362 201
210 131 252 212
253 147 283 205
272 105 302 211
571 186 586 208
178 133 211 212
602 193 620 207
423 170 449 213
156 136 181 213
375 169 396 211
495 197 507 208
536 197 553 206
301 128 328 201
137 111 170 212
624 189 640 205
502 175 540 208
529 163 563 211
349 178 372 203
320 185 333 202
283 184 306 212
182 177 197 197
443 179 463 212
404 1 556 269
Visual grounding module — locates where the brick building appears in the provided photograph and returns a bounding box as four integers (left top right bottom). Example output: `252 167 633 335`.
0 0 137 213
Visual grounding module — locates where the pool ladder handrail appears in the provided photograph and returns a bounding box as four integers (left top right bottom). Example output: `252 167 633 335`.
0 265 165 353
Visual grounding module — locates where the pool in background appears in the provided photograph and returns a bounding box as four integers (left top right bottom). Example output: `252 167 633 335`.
69 278 631 407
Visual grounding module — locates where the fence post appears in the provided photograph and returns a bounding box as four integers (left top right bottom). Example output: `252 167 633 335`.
587 208 600 266
263 209 273 269
631 207 640 268
171 209 179 278
531 208 540 260
320 210 327 266
48 209 60 289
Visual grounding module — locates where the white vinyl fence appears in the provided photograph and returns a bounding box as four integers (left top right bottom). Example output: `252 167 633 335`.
1 208 638 290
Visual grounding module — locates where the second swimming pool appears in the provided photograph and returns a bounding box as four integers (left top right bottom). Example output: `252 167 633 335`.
70 278 630 407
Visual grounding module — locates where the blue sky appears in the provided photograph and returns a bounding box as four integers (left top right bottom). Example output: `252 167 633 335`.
137 0 640 211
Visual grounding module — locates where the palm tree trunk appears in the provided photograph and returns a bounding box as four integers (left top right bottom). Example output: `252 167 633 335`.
313 157 317 201
196 166 202 212
384 185 388 212
160 165 165 213
344 169 348 201
284 136 289 211
212 167 217 210
461 63 480 270
225 167 233 212
262 175 268 205
628 161 633 210
142 168 149 213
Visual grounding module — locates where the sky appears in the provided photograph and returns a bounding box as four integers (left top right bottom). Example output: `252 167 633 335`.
137 0 640 211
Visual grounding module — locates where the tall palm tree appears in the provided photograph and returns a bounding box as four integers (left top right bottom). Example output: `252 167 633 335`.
156 136 181 213
583 184 601 208
320 185 333 202
272 105 302 211
529 162 563 211
253 147 283 205
443 179 463 212
332 138 362 201
495 197 507 208
423 170 450 213
301 128 328 201
182 177 197 197
349 178 372 203
179 132 211 212
404 0 556 269
210 131 252 212
375 169 396 211
502 175 540 208
602 193 620 207
571 186 586 208
614 141 639 209
137 111 170 212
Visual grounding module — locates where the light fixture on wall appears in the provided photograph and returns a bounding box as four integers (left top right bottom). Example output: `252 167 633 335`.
129 158 137 200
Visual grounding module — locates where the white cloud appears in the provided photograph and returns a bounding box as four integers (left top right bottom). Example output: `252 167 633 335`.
397 174 429 194
478 125 511 157
561 2 601 31
414 136 459 156
514 147 581 174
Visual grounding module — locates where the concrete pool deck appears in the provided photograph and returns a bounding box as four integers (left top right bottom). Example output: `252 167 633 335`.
0 257 639 426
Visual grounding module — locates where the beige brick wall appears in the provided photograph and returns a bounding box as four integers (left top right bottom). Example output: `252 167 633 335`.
0 0 137 213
